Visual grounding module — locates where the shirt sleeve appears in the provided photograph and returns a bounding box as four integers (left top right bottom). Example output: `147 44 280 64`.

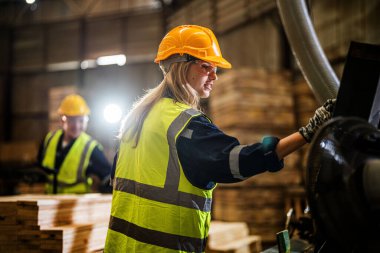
176 116 284 189
37 139 45 167
86 145 112 182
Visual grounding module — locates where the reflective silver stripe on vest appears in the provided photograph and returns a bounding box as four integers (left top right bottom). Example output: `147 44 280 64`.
76 139 95 183
109 215 206 252
114 108 212 212
180 129 193 139
166 108 200 191
114 177 211 212
229 144 248 180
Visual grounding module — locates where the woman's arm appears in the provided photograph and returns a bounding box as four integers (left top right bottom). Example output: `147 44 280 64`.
276 132 307 160
275 98 337 159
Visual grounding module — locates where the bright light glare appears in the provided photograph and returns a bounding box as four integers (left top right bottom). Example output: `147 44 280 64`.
26 0 35 4
80 59 96 70
104 104 122 123
96 54 126 66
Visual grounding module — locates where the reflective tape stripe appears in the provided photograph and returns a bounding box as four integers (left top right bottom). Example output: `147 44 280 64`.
180 129 193 139
76 139 95 183
166 109 212 211
109 107 211 251
113 108 212 212
114 177 212 212
109 215 206 252
166 108 200 191
229 145 247 180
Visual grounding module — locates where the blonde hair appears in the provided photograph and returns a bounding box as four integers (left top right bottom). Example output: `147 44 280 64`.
119 61 201 147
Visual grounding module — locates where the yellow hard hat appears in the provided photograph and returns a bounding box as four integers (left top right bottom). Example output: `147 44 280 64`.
154 25 232 69
58 94 90 116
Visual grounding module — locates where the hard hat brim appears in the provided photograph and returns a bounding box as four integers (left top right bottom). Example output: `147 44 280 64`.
202 56 232 69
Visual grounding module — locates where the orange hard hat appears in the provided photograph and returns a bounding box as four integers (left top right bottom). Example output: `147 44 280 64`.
154 25 232 69
58 94 90 116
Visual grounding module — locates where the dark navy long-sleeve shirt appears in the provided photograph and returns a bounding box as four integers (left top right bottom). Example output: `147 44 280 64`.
37 134 111 181
111 115 283 190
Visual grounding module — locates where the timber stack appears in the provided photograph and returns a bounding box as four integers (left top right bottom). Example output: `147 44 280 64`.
209 68 304 246
0 194 112 253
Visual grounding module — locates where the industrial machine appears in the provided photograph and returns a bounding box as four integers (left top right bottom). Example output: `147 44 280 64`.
265 1 380 252
264 41 380 253
305 41 380 253
307 116 380 252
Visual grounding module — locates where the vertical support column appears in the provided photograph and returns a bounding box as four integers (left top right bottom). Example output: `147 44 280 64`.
4 28 13 142
78 18 86 88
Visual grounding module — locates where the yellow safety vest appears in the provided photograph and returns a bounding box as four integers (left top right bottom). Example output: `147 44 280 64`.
42 129 98 194
105 98 215 253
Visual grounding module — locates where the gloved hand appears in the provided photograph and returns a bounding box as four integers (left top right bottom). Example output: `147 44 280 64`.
299 98 336 143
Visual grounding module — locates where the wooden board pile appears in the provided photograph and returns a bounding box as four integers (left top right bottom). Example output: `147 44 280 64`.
293 78 319 177
293 79 318 128
210 68 295 133
209 68 305 244
16 183 46 194
207 221 262 253
0 194 112 253
213 185 286 244
0 141 38 165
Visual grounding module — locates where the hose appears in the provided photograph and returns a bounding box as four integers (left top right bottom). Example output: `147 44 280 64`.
276 0 339 104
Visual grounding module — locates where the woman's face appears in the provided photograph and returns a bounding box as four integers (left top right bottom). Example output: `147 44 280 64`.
186 60 218 98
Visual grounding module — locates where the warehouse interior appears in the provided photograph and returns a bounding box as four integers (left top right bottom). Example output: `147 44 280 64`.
0 0 379 252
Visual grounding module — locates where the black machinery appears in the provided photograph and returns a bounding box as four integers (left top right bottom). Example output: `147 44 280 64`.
264 41 380 253
305 41 380 253
307 117 380 253
268 1 380 252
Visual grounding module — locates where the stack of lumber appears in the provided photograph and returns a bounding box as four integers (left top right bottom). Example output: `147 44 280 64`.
293 79 318 128
0 141 41 196
209 68 304 245
40 223 108 253
16 182 46 194
210 68 295 132
212 185 285 244
208 221 262 253
0 141 38 165
0 196 20 252
293 78 319 177
0 194 112 253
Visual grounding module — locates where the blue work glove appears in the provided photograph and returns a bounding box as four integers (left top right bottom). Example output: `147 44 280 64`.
299 98 336 143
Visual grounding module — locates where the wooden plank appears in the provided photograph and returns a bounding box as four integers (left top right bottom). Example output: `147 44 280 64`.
207 221 263 253
209 69 294 131
208 235 262 253
0 141 38 163
0 194 112 252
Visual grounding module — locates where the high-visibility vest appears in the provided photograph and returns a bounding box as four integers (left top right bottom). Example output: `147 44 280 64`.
42 129 98 194
105 98 215 253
